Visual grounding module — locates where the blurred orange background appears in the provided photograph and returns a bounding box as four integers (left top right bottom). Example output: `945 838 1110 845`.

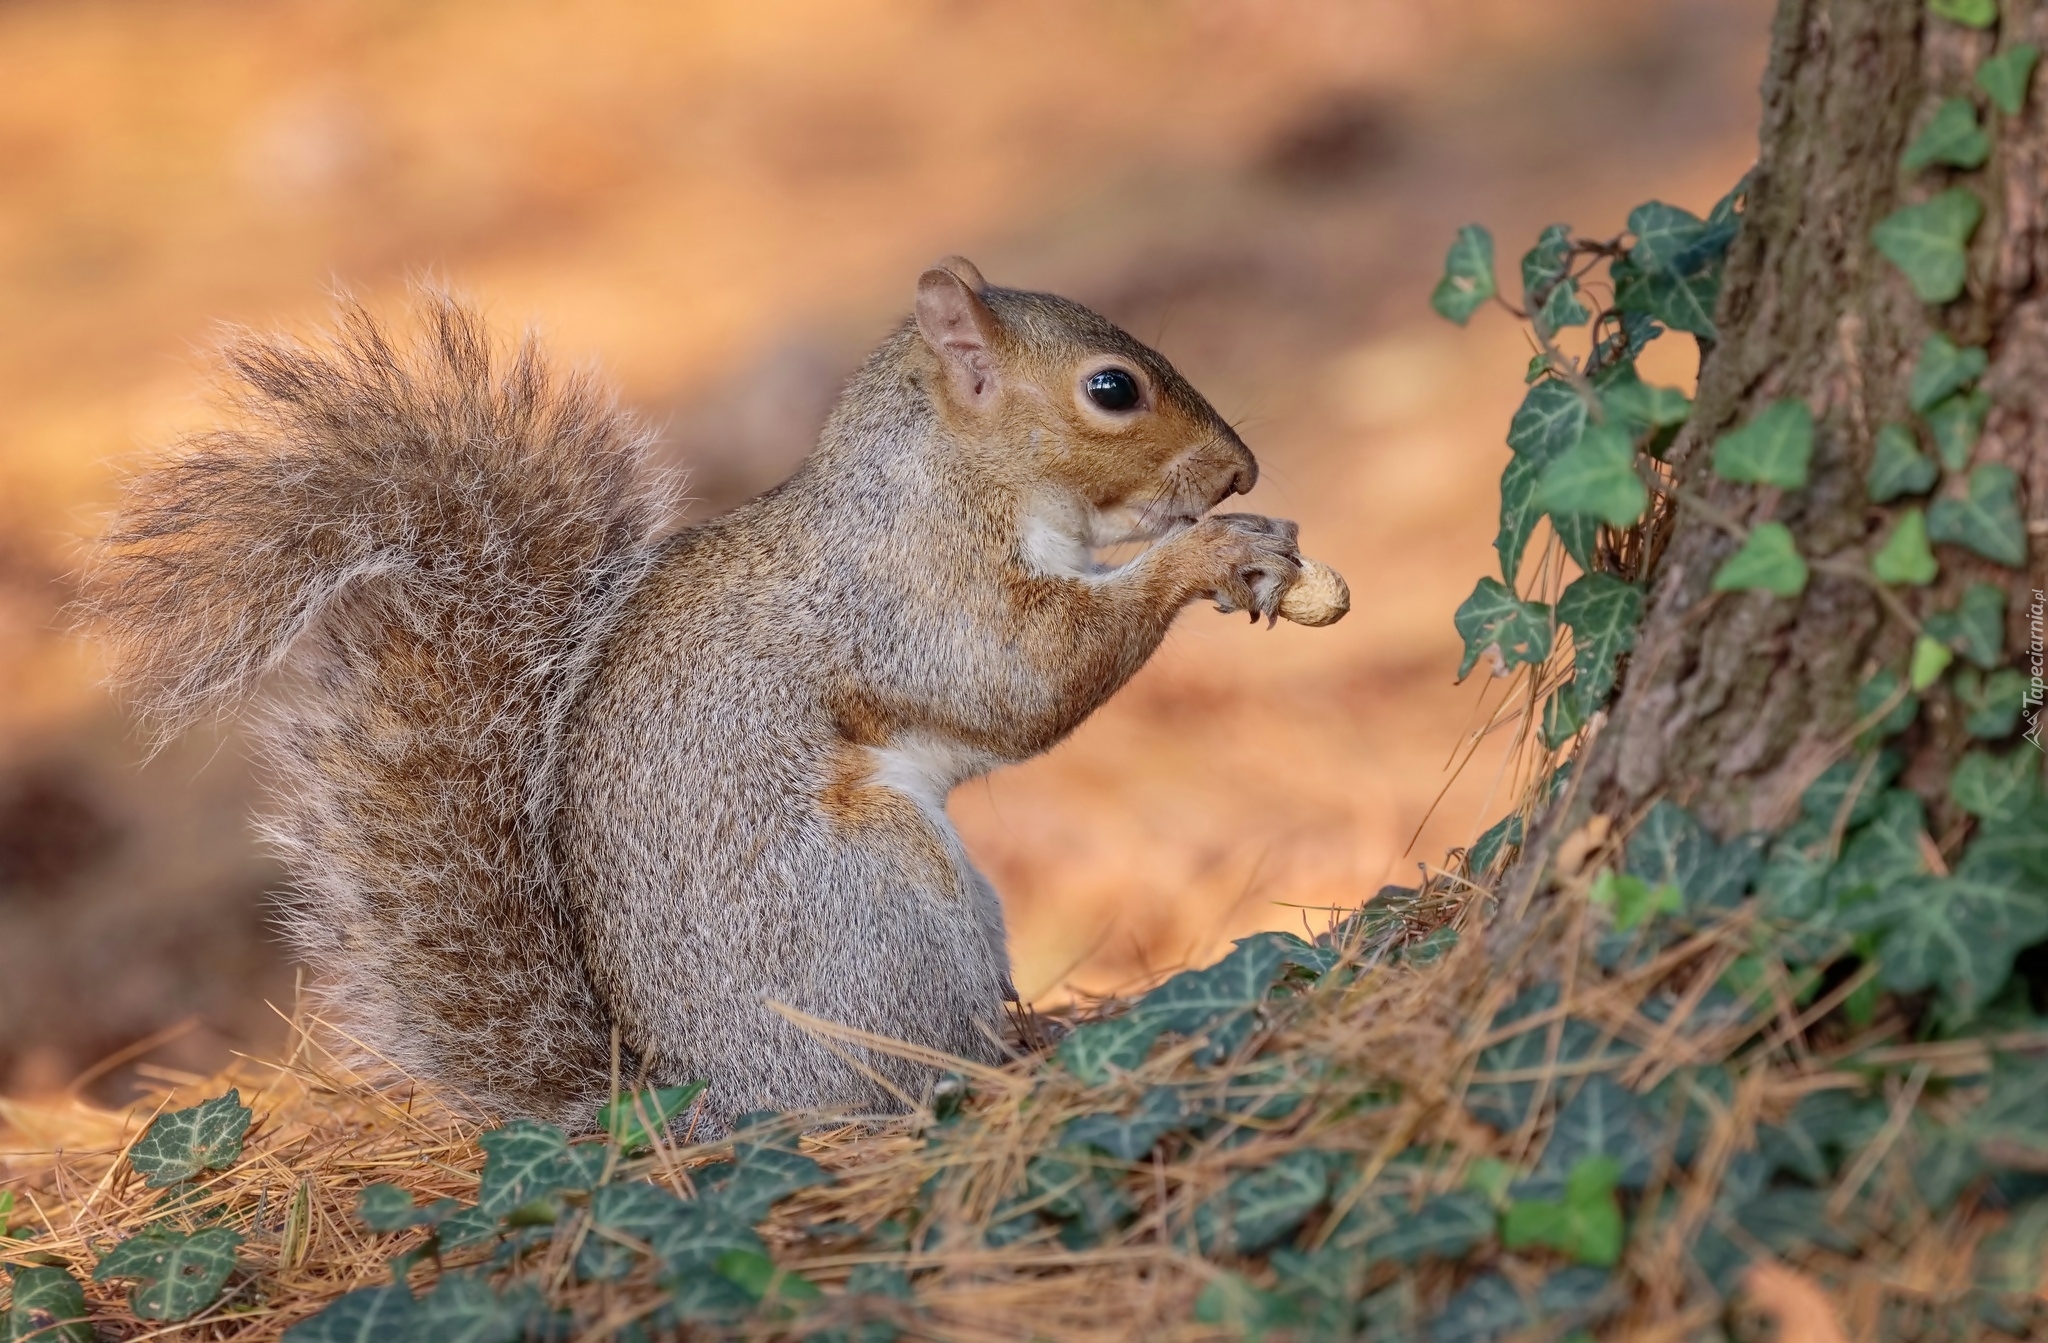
0 0 1772 1100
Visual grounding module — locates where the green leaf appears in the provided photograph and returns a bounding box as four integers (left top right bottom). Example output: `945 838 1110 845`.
1599 366 1691 437
650 1202 767 1277
1556 573 1643 713
1712 522 1809 597
1508 378 1591 468
1827 789 1928 905
1496 454 1542 589
1057 1012 1164 1084
1194 1273 1300 1337
1589 871 1681 933
715 1250 824 1307
3 1265 94 1343
1553 512 1600 571
1911 635 1955 690
1867 423 1939 502
1978 43 2040 115
1543 681 1587 750
1957 666 2029 738
598 1082 707 1153
1855 672 1921 746
1871 507 1939 585
1850 865 2048 1016
1713 399 1814 488
1454 577 1554 679
1522 223 1590 337
1909 334 1989 413
1628 198 1739 279
1061 1086 1184 1161
1925 389 1990 471
1345 1191 1496 1263
407 1271 546 1343
1501 1156 1625 1267
1612 257 1720 341
1951 750 2041 823
281 1285 415 1343
712 1142 830 1223
1872 189 1983 303
577 1180 690 1282
1537 423 1649 527
1193 1151 1331 1255
1926 583 2008 669
354 1183 457 1233
128 1090 252 1188
1902 98 1991 173
1025 1153 1135 1248
1540 1076 1656 1189
1928 463 2028 566
1929 0 1998 28
1432 225 1497 325
93 1226 242 1322
475 1120 585 1218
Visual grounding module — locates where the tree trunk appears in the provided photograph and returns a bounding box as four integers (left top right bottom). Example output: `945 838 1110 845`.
1577 0 2048 839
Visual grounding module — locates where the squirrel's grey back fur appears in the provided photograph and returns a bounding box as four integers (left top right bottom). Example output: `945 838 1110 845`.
86 295 675 1124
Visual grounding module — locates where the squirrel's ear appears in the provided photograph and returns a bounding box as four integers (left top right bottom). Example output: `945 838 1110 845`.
915 261 1000 406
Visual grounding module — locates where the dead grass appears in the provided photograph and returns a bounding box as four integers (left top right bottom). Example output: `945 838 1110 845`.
7 855 2041 1342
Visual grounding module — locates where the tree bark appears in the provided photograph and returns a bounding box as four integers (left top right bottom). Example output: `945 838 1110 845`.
1578 0 2048 838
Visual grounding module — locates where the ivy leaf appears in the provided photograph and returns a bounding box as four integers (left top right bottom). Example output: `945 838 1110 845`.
1613 254 1720 341
280 1284 415 1343
1599 366 1691 438
1026 1154 1135 1249
1522 223 1590 337
715 1250 824 1308
1341 1190 1496 1263
1856 671 1921 745
1507 379 1591 469
1909 334 1989 413
1539 1076 1657 1189
1194 1274 1300 1336
1926 583 2008 669
1712 399 1814 488
1536 423 1649 527
576 1181 690 1282
650 1201 768 1276
1057 1012 1164 1085
475 1120 585 1218
1911 635 1955 691
1502 1156 1626 1266
1928 464 2028 567
1902 97 1991 174
407 1271 546 1343
1803 752 1904 829
1870 507 1939 585
1589 871 1682 933
354 1183 459 1233
1543 682 1587 750
1496 455 1542 589
1867 423 1939 502
1712 522 1809 597
1454 578 1554 679
128 1090 253 1188
1850 865 2048 1016
1951 750 2041 823
1872 189 1983 303
1193 1151 1332 1254
1061 1087 1184 1161
2 1266 93 1343
1432 225 1497 325
1925 389 1990 471
1928 0 1998 28
1466 985 1636 1132
1556 573 1643 713
93 1226 242 1322
598 1082 707 1153
1828 789 1928 907
1629 198 1739 278
1628 800 1762 914
1553 513 1601 571
712 1142 831 1222
1957 666 2030 738
1978 43 2040 115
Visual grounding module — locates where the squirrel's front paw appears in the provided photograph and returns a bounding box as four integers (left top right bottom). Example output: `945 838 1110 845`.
1190 513 1302 622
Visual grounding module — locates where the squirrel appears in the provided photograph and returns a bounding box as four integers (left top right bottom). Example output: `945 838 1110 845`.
84 259 1329 1132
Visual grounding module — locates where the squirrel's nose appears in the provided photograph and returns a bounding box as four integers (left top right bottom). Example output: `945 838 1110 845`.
1229 458 1258 498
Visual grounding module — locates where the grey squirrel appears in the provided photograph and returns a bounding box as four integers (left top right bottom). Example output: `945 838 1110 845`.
86 259 1342 1130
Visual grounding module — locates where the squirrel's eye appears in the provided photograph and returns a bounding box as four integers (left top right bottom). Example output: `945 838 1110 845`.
1085 368 1141 412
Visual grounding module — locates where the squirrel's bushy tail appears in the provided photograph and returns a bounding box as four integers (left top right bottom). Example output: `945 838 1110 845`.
86 293 676 1125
